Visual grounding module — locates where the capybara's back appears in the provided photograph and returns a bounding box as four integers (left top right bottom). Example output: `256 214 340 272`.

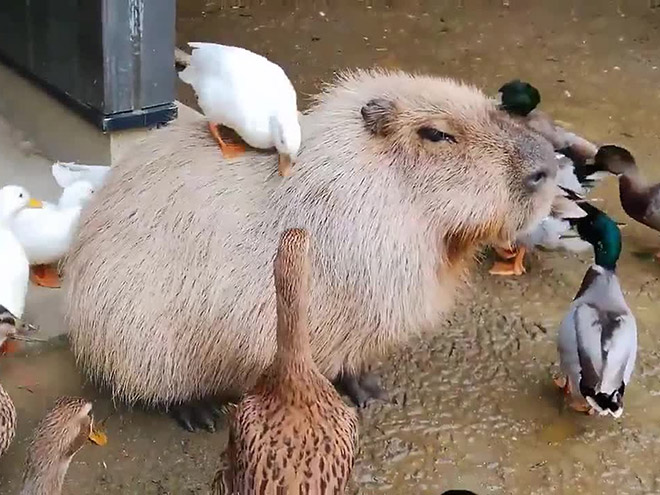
65 70 557 407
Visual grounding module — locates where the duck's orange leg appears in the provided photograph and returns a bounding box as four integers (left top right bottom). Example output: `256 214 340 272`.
30 264 61 288
553 374 594 415
654 251 660 261
208 122 245 159
489 245 526 276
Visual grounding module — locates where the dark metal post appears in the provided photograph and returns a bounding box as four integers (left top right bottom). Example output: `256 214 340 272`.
0 0 177 132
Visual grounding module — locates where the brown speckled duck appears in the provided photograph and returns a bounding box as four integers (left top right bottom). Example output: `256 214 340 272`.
212 228 359 494
0 304 28 458
21 397 106 495
592 145 660 260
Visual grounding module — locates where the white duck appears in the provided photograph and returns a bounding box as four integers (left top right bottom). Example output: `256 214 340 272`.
555 201 637 418
0 185 41 319
11 180 95 288
178 42 302 177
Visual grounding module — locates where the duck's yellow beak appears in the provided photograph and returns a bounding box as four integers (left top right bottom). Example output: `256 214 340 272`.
88 428 108 446
27 198 43 208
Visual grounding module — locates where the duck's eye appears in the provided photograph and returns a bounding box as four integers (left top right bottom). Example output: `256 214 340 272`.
417 126 457 143
19 193 23 198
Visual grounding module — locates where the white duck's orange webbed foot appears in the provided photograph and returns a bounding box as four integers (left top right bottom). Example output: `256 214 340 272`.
30 264 61 288
208 122 246 159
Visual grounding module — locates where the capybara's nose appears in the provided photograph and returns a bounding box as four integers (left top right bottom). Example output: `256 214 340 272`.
524 162 557 193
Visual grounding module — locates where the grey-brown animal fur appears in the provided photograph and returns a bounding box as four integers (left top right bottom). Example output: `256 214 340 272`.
65 69 557 409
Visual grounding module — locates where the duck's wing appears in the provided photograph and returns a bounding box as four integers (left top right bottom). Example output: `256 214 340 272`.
572 303 606 396
52 162 110 190
642 182 660 229
600 312 637 393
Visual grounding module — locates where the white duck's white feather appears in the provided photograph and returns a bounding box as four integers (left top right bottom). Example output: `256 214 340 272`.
11 181 94 265
558 265 637 417
52 162 111 190
179 42 301 154
0 186 32 318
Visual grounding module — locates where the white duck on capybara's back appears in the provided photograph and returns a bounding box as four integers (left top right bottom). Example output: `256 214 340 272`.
65 69 557 430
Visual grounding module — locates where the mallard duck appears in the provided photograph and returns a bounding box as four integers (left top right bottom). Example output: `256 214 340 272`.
11 180 95 288
489 80 612 275
213 228 358 494
178 42 302 177
591 145 660 260
489 189 590 275
21 396 107 495
0 185 41 318
498 80 598 159
555 201 637 417
51 162 111 190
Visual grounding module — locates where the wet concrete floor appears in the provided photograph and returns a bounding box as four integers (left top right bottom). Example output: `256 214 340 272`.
2 0 660 493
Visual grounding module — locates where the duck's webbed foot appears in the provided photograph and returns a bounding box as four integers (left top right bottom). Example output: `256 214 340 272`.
334 371 388 408
170 399 227 433
30 264 61 288
489 245 527 276
208 122 246 159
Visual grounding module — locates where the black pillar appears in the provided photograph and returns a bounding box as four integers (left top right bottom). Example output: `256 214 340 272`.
0 0 177 131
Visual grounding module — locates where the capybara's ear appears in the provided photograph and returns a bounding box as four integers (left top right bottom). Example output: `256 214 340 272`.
360 98 397 136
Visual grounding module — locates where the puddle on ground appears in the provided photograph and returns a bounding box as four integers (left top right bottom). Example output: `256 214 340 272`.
2 0 660 494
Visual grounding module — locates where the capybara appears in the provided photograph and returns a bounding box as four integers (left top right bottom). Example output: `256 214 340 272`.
65 69 557 430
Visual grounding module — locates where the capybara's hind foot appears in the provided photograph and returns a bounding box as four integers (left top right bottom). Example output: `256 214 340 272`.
170 400 225 433
335 371 388 408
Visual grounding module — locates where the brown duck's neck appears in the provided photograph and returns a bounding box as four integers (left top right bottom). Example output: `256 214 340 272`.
21 460 70 495
273 299 314 373
619 169 650 221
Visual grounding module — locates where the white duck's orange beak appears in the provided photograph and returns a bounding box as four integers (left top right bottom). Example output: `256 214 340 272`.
27 198 43 208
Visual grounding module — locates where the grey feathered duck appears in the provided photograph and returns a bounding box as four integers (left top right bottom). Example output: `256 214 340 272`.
555 201 637 417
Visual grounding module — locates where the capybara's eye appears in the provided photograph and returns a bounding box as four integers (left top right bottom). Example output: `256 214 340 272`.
417 126 457 144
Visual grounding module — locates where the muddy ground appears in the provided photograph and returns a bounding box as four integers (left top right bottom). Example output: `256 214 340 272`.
1 1 660 494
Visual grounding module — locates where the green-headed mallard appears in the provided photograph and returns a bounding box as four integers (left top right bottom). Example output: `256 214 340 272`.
555 201 637 417
213 228 359 494
591 145 660 260
489 80 613 275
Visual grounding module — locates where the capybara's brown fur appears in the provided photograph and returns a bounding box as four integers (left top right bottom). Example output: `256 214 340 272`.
65 70 557 407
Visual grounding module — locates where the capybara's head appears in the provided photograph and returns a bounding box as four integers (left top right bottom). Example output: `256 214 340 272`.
314 70 557 258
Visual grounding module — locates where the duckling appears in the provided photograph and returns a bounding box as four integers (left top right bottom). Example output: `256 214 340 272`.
11 180 95 288
178 42 301 177
592 145 660 260
489 190 590 276
21 397 106 495
0 185 41 318
213 228 359 494
555 201 637 417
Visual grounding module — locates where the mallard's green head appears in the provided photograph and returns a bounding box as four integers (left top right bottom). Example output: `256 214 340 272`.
570 202 622 270
594 145 637 176
498 79 541 117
